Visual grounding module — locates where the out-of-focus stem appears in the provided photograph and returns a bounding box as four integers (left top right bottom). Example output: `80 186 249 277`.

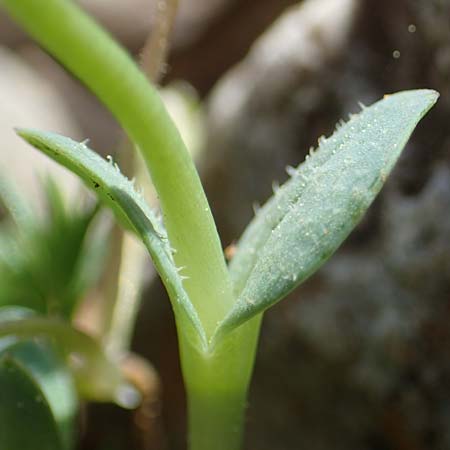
141 0 179 84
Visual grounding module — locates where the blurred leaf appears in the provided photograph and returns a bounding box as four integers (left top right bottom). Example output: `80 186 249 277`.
0 357 62 450
0 176 34 229
0 176 103 318
217 89 438 336
0 307 126 404
17 130 207 348
0 339 77 450
161 81 206 160
0 338 77 450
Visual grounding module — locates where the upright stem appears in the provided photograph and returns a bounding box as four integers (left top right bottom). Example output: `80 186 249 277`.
179 316 262 450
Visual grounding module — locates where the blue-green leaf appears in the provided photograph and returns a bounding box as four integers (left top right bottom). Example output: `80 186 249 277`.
218 89 438 337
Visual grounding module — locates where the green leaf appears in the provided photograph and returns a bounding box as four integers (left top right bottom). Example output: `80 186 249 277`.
0 356 63 450
16 130 207 348
0 335 79 450
0 339 78 450
218 89 438 337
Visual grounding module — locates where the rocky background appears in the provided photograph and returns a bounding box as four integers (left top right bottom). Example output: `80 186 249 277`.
1 0 450 449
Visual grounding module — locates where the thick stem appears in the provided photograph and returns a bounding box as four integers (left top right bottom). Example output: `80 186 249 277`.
179 316 262 450
188 385 247 450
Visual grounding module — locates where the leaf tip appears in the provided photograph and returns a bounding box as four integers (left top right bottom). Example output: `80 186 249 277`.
413 88 439 108
14 127 43 147
386 88 439 115
14 127 27 139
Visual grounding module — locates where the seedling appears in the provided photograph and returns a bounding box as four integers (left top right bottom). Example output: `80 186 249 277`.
0 0 438 449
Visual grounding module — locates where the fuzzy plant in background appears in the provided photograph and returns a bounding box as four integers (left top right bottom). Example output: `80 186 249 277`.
0 177 103 316
0 0 438 449
0 176 128 450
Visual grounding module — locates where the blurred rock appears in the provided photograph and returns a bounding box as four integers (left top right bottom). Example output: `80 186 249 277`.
168 0 299 94
174 0 234 49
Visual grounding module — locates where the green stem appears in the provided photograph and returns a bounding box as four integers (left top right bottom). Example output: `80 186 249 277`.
179 316 262 450
1 0 233 337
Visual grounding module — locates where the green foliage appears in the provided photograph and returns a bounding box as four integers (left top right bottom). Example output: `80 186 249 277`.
0 173 132 408
0 177 102 318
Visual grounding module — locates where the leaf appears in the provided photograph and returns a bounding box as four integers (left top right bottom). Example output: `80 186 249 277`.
217 89 438 337
0 307 125 403
0 333 79 450
16 130 207 348
0 356 63 450
0 339 78 450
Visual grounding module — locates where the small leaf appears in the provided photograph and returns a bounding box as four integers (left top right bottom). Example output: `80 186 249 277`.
0 339 78 450
0 335 79 450
218 89 438 337
16 130 207 348
0 357 63 450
